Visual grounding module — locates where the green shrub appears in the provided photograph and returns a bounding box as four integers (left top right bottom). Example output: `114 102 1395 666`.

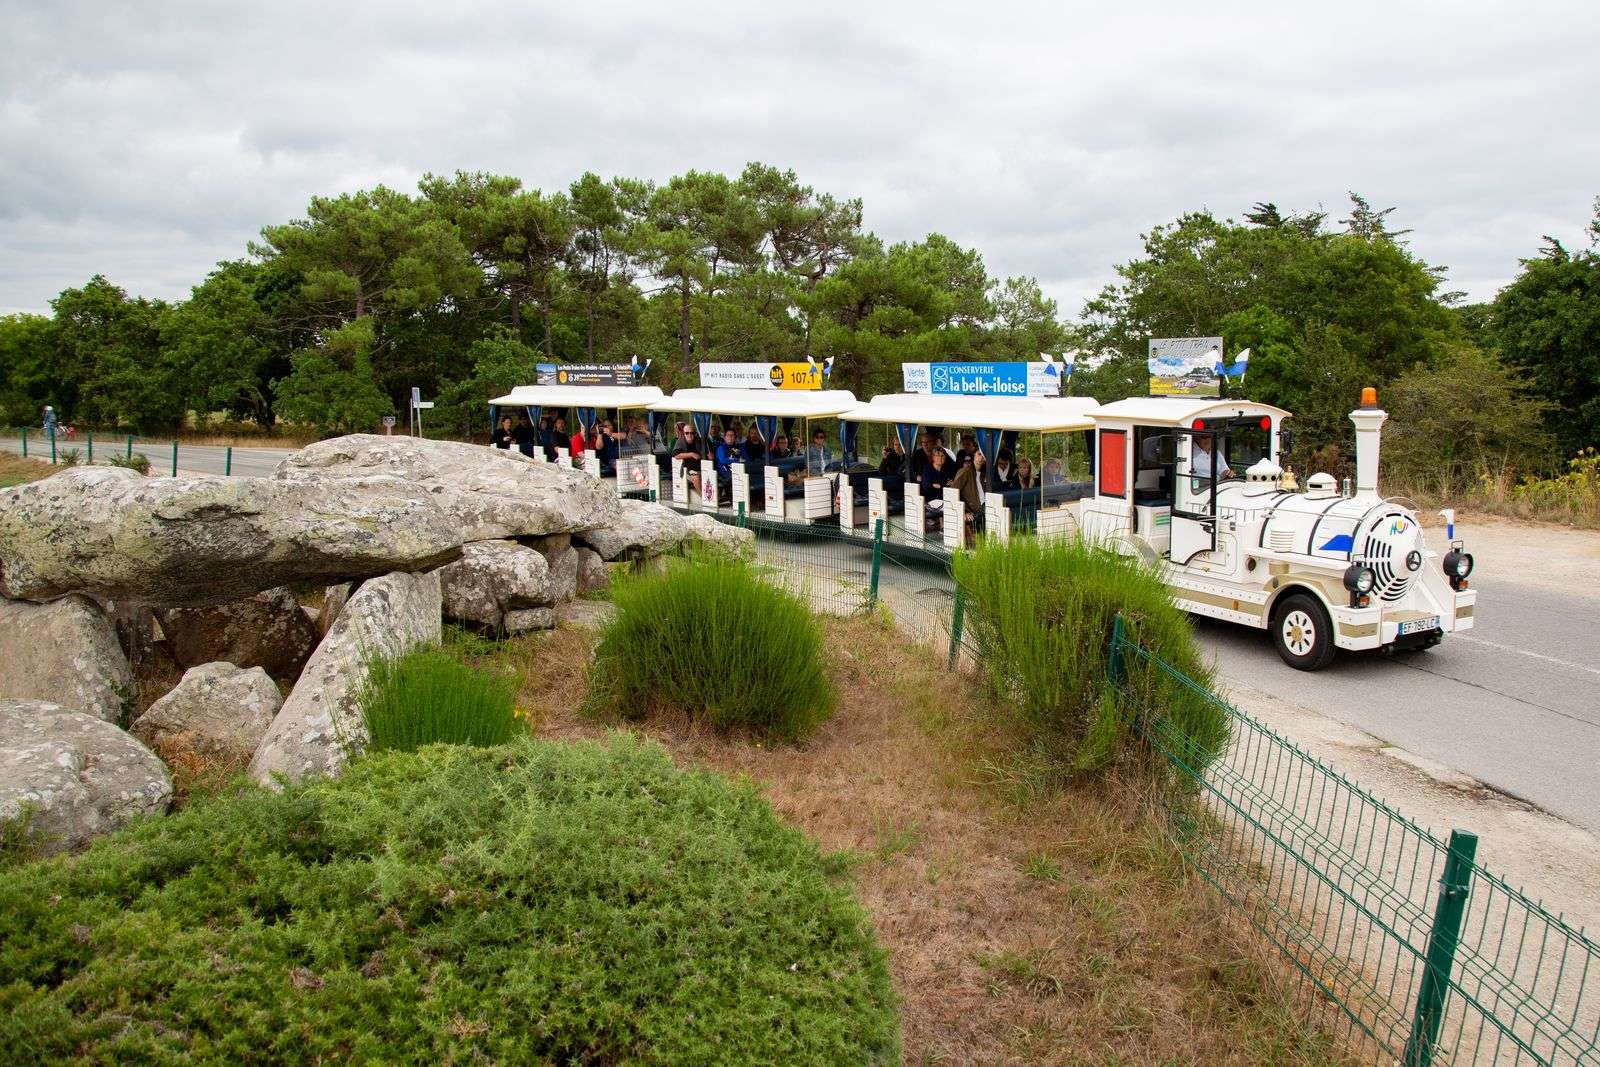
0 736 899 1064
56 447 80 467
952 535 1227 776
105 451 151 475
359 645 517 753
587 553 835 741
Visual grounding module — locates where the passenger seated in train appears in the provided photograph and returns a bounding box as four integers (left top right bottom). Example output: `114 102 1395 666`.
919 448 952 532
491 415 515 450
673 428 704 494
743 426 766 461
878 437 904 479
807 429 832 474
992 448 1019 491
955 433 980 470
768 434 792 460
714 427 743 503
1015 456 1036 490
949 448 986 544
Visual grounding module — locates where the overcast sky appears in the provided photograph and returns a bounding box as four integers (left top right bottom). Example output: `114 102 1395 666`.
2 1 1596 319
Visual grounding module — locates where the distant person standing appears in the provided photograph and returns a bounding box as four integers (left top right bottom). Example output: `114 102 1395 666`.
42 405 56 436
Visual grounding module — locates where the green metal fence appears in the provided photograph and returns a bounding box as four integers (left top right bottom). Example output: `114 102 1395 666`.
1107 618 1600 1066
1 427 280 478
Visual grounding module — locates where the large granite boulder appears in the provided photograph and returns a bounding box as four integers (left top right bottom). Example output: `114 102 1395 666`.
0 466 461 605
156 587 319 681
436 540 552 632
131 662 282 761
0 699 172 855
575 547 610 594
684 514 757 558
578 499 689 561
0 596 133 723
248 570 442 787
274 435 619 541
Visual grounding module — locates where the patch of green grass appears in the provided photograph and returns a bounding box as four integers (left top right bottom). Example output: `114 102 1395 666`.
586 552 836 742
952 535 1228 778
0 735 900 1064
870 813 920 863
359 645 518 753
1021 850 1062 882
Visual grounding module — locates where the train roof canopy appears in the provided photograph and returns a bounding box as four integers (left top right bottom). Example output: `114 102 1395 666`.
491 385 665 409
1094 396 1291 427
648 388 858 418
841 393 1099 432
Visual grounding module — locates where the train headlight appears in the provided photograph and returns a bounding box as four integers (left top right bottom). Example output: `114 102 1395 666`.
1443 549 1473 591
1343 564 1376 603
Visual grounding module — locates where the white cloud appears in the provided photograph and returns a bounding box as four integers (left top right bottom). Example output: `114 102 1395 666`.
1 0 1595 315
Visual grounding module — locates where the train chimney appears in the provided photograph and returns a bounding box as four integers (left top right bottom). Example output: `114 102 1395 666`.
1348 387 1387 498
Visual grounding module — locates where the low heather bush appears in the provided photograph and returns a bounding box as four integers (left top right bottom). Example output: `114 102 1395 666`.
359 645 517 753
0 737 899 1064
586 553 835 741
952 535 1227 776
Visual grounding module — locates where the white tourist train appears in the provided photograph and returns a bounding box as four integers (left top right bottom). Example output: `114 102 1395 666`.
490 357 1478 670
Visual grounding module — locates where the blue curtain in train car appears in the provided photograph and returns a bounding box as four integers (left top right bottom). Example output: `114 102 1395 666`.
522 406 542 456
756 414 777 443
647 411 662 440
575 407 597 432
782 416 796 440
840 420 858 464
974 427 1001 489
691 411 713 447
893 422 919 461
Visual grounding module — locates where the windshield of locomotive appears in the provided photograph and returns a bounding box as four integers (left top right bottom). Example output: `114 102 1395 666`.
1220 418 1272 475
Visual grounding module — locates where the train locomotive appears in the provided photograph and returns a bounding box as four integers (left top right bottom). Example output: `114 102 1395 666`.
1079 387 1477 669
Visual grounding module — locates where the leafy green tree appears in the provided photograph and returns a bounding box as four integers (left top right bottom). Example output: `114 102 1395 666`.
1492 200 1600 453
255 186 480 332
635 171 764 372
272 318 393 435
0 314 56 426
419 172 575 354
566 173 648 360
49 276 181 431
740 163 864 358
162 261 292 426
434 328 539 438
1384 344 1551 491
987 276 1074 358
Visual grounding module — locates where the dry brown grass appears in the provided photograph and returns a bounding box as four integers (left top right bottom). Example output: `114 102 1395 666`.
0 453 54 488
493 614 1354 1065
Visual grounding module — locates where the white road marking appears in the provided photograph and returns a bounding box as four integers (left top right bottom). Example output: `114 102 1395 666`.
1450 634 1600 677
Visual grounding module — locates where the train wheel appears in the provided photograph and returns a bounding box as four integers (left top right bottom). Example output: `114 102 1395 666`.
1271 593 1336 671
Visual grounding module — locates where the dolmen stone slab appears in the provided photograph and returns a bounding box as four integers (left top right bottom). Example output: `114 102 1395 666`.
132 662 282 761
436 540 552 633
248 570 442 788
0 698 172 855
0 595 133 723
684 513 757 558
578 498 689 561
274 434 619 541
156 587 319 681
0 466 461 606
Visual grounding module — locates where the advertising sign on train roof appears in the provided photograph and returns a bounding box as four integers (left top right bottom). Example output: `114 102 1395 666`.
900 361 1063 398
535 363 634 387
698 362 823 390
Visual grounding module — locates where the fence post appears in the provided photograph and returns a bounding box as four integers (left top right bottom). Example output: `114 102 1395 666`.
50 425 56 464
87 430 93 464
1404 830 1478 1067
170 440 178 477
1107 613 1127 687
125 435 133 460
225 446 233 476
868 518 884 604
649 488 657 503
20 427 27 457
947 587 965 671
737 501 746 528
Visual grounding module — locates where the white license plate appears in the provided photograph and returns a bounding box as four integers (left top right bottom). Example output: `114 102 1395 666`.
1398 616 1439 636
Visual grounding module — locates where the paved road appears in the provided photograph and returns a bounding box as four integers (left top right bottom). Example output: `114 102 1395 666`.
1 435 291 477
11 432 1597 834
